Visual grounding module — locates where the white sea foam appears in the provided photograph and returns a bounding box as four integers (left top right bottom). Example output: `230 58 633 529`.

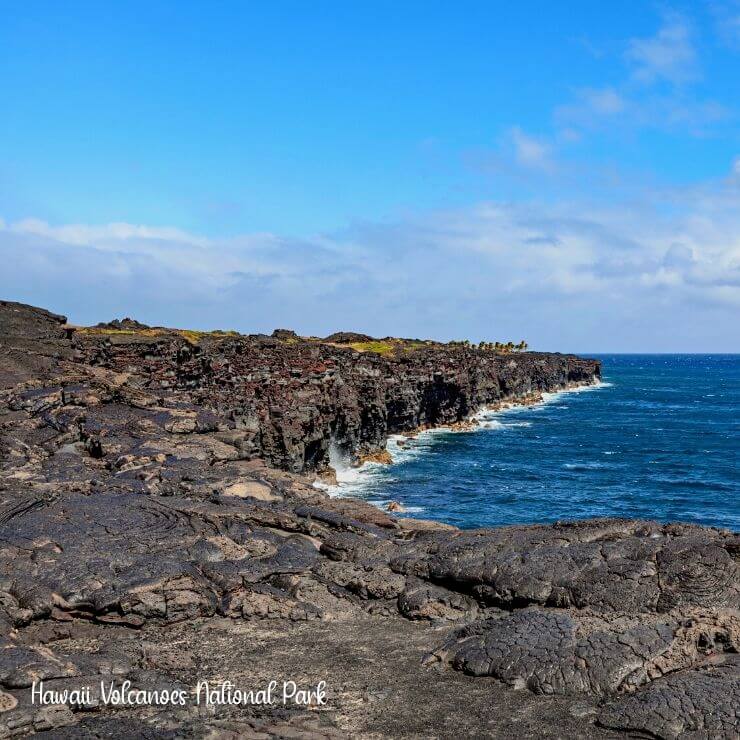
369 499 427 515
563 462 608 471
329 442 364 485
540 379 612 406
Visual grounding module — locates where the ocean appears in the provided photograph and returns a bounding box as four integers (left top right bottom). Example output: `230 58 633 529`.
330 355 739 531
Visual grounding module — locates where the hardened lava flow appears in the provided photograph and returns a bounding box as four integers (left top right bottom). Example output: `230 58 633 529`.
0 300 737 738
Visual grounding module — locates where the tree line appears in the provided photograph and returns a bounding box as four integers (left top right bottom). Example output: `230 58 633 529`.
447 340 529 352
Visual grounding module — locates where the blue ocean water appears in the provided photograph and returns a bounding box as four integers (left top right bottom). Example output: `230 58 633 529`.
334 355 739 531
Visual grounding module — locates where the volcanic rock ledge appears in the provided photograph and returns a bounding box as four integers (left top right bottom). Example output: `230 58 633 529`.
70 311 600 474
0 300 737 739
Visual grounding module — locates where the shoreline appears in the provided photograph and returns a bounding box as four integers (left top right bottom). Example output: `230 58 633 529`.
321 377 612 503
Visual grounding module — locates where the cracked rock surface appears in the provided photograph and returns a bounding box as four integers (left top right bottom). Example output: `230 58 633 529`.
0 300 737 738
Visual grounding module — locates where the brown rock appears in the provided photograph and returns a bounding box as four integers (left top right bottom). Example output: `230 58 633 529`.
361 449 394 465
222 480 280 501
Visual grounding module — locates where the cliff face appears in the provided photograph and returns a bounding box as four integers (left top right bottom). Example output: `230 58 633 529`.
2 301 735 740
72 324 600 473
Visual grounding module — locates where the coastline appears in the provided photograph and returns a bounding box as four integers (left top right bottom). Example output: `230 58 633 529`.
324 377 612 503
2 301 735 739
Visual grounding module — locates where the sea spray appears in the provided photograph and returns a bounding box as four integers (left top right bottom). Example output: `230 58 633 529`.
328 441 364 485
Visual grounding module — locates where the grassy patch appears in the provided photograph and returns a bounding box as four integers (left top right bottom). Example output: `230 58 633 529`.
347 340 396 355
402 341 430 352
75 327 165 338
344 339 430 356
177 329 207 344
177 329 239 344
75 326 240 345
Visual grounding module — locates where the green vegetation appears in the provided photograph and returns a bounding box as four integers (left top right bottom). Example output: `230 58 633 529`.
177 329 208 344
334 336 530 356
76 324 525 353
334 339 430 356
75 326 164 338
449 339 529 353
75 326 240 345
348 340 396 355
178 328 240 344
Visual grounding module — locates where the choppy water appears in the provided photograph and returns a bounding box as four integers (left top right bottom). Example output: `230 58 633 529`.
329 355 739 531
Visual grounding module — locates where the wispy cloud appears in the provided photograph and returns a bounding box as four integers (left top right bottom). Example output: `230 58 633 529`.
555 14 729 138
581 87 626 115
555 87 627 128
556 88 728 136
626 13 699 84
711 1 740 49
509 127 554 171
3 160 739 351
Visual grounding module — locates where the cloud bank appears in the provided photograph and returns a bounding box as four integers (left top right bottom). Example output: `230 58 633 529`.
3 171 739 352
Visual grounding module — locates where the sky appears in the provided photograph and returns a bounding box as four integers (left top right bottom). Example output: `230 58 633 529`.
1 1 740 352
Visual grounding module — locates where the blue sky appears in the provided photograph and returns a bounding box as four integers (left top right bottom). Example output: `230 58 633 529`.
2 2 739 351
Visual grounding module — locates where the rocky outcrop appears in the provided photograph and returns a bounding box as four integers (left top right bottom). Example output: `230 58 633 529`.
0 301 74 389
0 301 736 739
94 317 151 331
322 331 374 343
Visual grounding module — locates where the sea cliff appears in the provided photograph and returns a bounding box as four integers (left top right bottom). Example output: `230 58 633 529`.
0 300 736 739
71 315 600 473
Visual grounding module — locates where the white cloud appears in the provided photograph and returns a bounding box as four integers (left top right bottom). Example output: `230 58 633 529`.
8 219 208 247
557 90 727 137
555 88 627 131
712 1 740 49
626 15 698 84
582 87 626 115
556 16 726 138
2 174 739 352
509 127 553 171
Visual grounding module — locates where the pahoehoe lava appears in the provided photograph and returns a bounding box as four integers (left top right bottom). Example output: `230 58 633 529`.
0 300 737 738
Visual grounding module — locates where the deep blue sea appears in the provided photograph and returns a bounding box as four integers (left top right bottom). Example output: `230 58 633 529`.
332 355 739 531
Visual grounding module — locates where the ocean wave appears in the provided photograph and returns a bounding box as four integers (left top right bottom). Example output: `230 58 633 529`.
387 434 437 464
652 477 736 492
540 380 613 405
563 462 609 471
